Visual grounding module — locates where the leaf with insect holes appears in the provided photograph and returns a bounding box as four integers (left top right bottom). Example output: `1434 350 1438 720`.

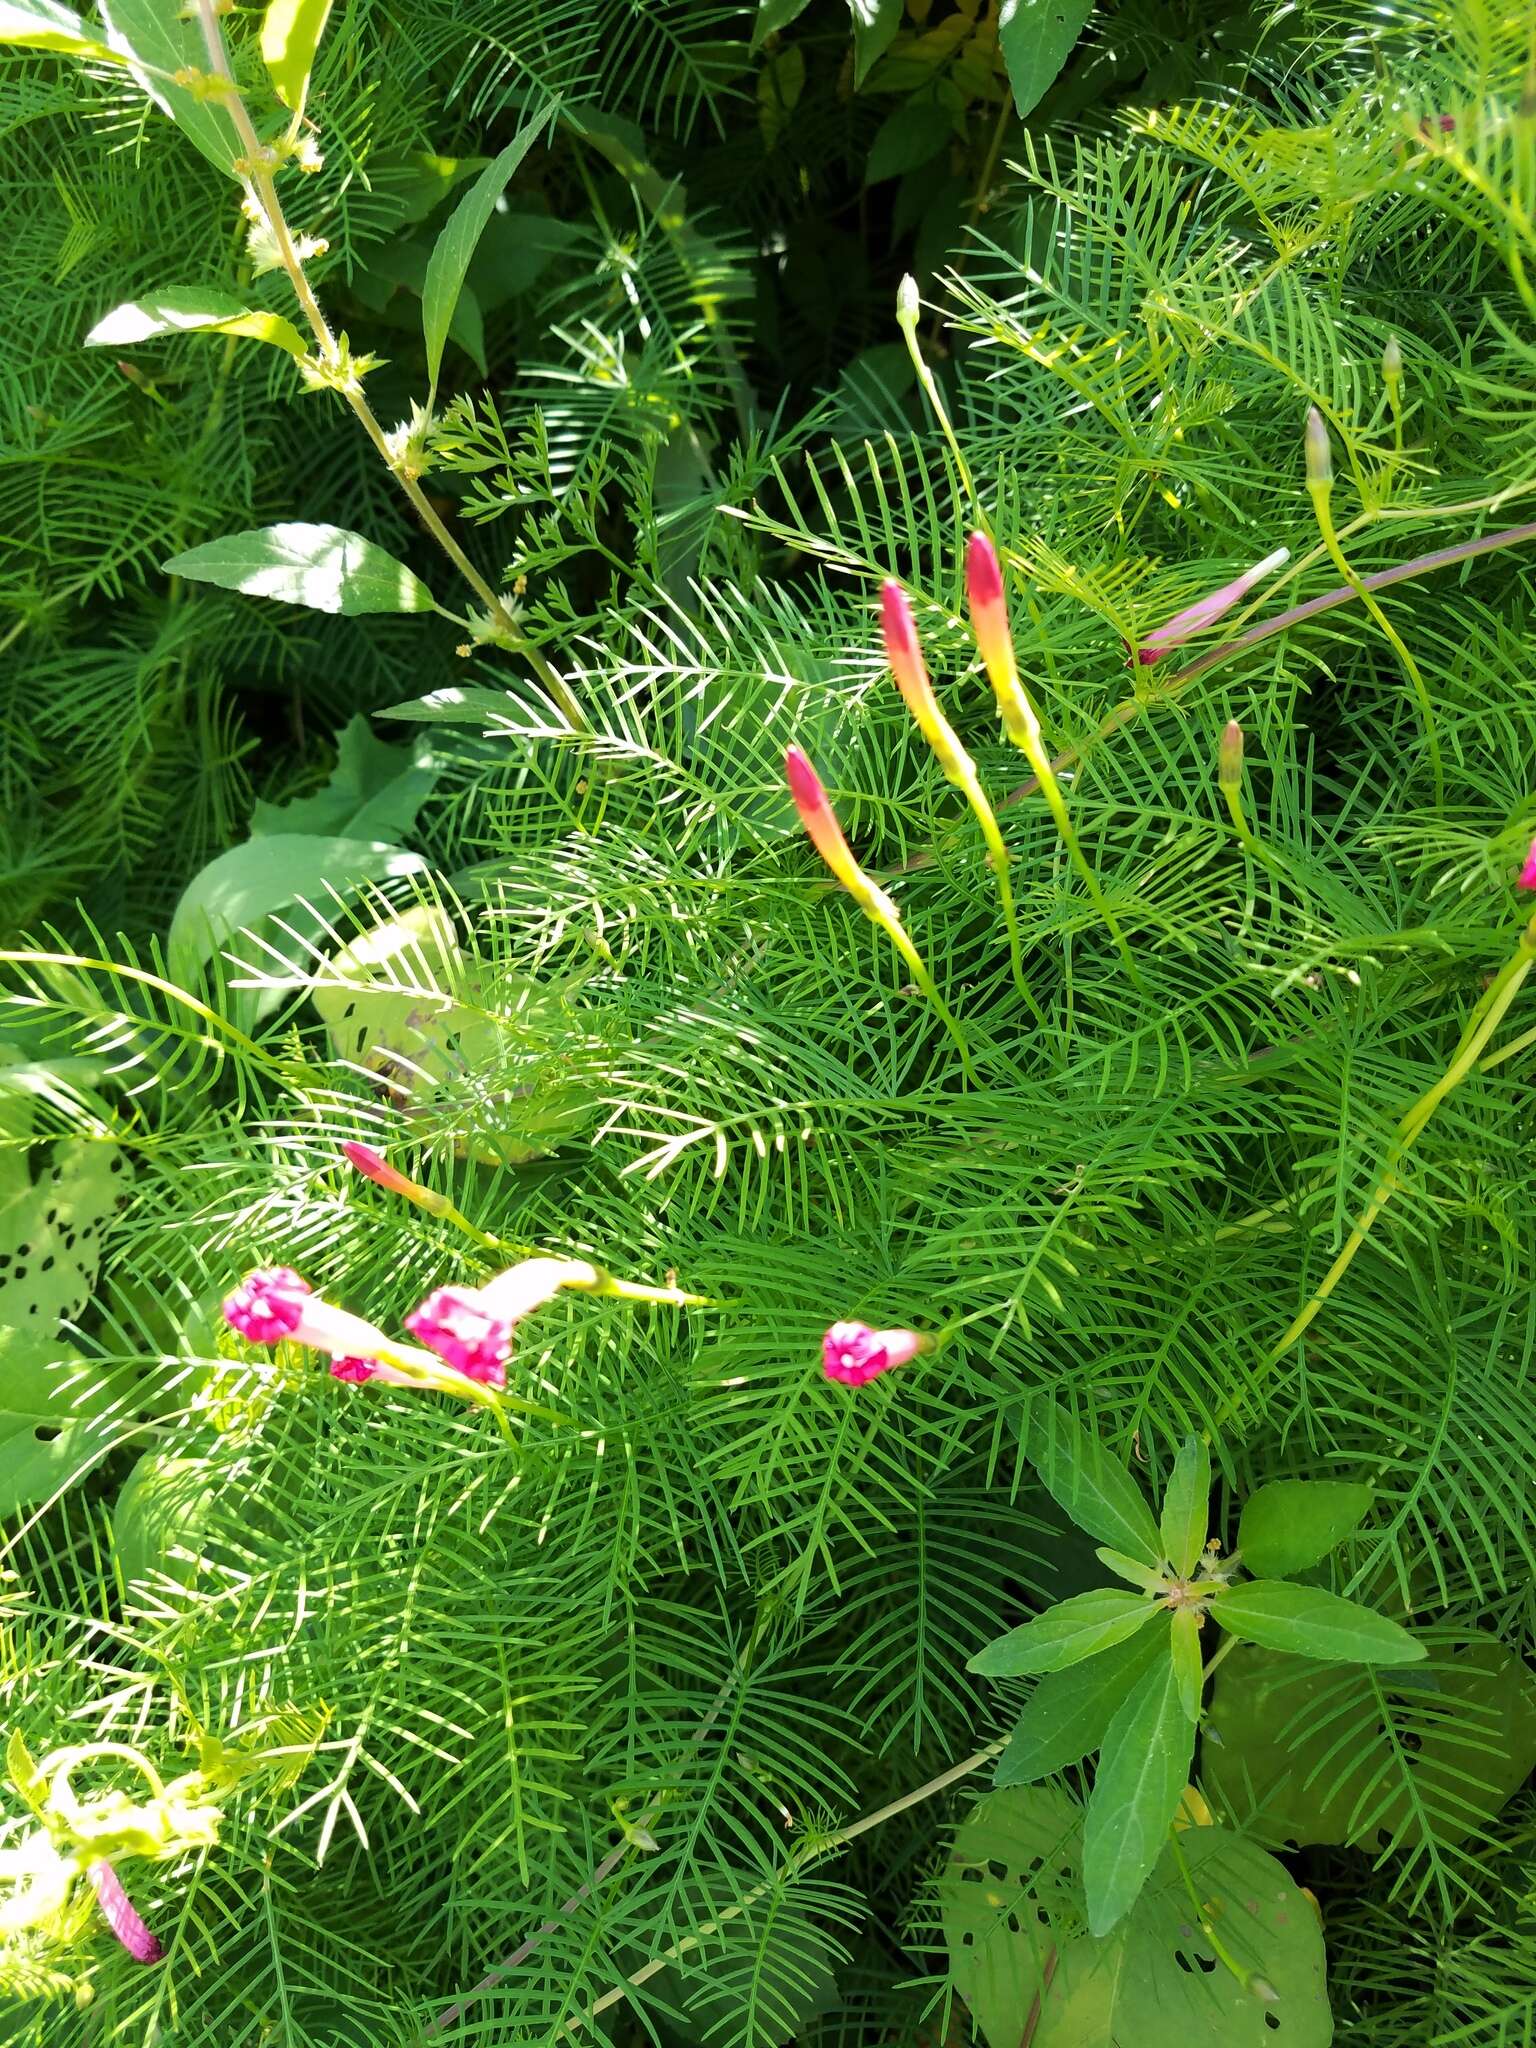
85 288 308 360
0 1328 123 1518
1159 1434 1210 1577
1083 1652 1194 1932
969 1588 1158 1677
1237 1479 1373 1577
1209 1581 1424 1665
1021 1399 1163 1564
163 524 436 615
260 0 333 115
939 1785 1331 2047
994 1622 1167 1787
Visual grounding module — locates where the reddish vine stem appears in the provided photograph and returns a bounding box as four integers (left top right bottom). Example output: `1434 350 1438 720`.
1000 519 1536 811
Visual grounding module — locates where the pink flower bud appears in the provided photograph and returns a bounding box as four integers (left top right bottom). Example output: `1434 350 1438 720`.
1518 838 1536 890
90 1861 162 1964
882 580 969 775
965 533 1037 748
1136 549 1289 664
330 1355 383 1384
341 1141 421 1200
1305 407 1333 488
405 1286 512 1385
822 1320 926 1387
785 746 873 902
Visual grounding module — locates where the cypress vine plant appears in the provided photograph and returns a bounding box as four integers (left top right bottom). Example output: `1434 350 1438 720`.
7 3 1536 2046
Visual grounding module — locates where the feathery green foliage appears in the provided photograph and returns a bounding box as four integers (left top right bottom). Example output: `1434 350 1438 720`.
6 0 1536 2043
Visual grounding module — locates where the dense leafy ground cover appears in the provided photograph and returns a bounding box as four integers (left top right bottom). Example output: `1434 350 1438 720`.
6 0 1536 2042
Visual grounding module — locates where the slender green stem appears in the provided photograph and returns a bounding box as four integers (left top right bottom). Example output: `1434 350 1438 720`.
896 285 983 524
965 782 1048 1028
568 1737 1007 2033
877 911 978 1083
1309 483 1442 802
1213 912 1536 1434
1018 729 1140 986
1166 1825 1258 1993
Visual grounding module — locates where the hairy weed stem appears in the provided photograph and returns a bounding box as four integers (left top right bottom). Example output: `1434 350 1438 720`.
189 0 584 729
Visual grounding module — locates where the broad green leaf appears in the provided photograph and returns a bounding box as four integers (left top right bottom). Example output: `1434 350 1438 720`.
1210 1580 1424 1665
99 0 240 177
0 1328 122 1519
250 714 438 843
85 288 308 360
260 0 333 115
1170 1606 1203 1723
866 97 954 183
422 103 557 396
163 523 436 615
1022 1399 1163 1564
167 833 428 997
0 0 126 60
113 1453 216 1595
311 904 599 1165
997 0 1094 119
968 1588 1156 1678
1238 1478 1373 1577
994 1622 1166 1787
1159 1434 1210 1576
849 0 903 87
751 0 813 50
1205 1641 1536 1853
1094 1546 1164 1592
1083 1653 1194 1933
940 1785 1331 2048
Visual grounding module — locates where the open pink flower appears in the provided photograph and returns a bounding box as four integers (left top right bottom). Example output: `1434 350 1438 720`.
223 1268 420 1381
90 1861 161 1965
405 1287 512 1385
405 1259 595 1386
1135 547 1289 664
822 1321 926 1387
1518 838 1536 890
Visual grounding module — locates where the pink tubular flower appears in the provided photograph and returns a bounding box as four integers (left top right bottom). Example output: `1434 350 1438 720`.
223 1268 414 1369
405 1287 512 1385
1518 838 1536 890
822 1321 926 1387
404 1259 595 1386
90 1861 162 1965
1135 547 1289 664
222 1267 311 1345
